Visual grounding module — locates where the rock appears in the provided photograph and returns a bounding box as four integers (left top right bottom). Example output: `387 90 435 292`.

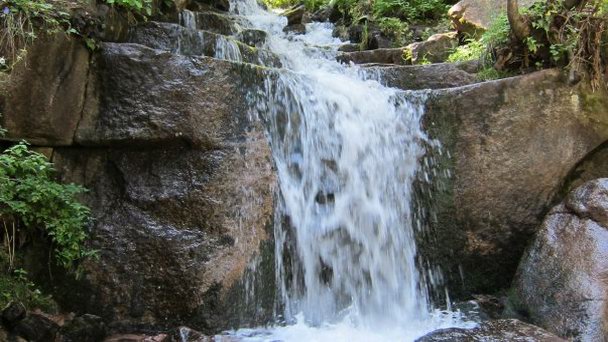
311 5 340 23
32 42 278 333
127 22 280 67
405 32 458 64
513 179 608 341
416 319 565 341
420 69 608 297
336 48 406 65
236 29 267 48
179 10 241 35
284 5 306 26
564 142 608 193
448 0 536 35
169 326 210 341
361 61 479 90
282 5 309 34
0 33 90 146
283 23 306 34
13 313 60 342
1 302 26 328
75 43 269 147
104 334 169 342
60 314 107 342
338 43 360 53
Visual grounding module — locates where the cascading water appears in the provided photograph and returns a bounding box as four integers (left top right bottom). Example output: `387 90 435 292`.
210 1 474 340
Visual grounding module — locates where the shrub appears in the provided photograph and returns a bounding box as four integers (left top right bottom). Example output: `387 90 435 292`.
377 16 410 46
447 15 511 64
0 142 93 270
0 0 71 68
373 0 447 22
105 0 153 15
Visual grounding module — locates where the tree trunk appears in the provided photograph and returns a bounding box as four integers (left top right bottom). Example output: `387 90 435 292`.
507 0 531 42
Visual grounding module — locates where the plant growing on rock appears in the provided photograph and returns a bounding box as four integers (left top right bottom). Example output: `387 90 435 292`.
0 141 94 271
0 0 73 68
505 0 607 89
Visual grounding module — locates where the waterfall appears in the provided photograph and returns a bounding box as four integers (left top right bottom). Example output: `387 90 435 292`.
221 1 472 340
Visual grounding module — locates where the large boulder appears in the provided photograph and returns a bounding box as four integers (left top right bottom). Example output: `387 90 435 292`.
513 179 608 341
419 69 608 296
416 319 565 342
0 33 90 146
2 41 277 333
448 0 536 35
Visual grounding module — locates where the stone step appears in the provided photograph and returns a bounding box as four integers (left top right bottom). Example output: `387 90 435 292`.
127 21 281 67
361 61 480 90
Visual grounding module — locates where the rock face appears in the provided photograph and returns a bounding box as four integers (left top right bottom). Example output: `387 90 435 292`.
0 33 90 146
0 29 277 333
448 0 536 34
513 179 608 341
420 69 608 296
416 319 565 342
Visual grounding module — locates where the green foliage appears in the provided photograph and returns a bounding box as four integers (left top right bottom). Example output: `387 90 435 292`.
476 66 512 81
0 265 57 311
0 142 94 270
447 15 510 64
447 39 484 62
373 0 447 22
377 16 410 46
105 0 153 15
0 0 73 69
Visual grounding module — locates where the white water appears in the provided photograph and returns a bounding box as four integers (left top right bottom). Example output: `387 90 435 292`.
209 1 475 340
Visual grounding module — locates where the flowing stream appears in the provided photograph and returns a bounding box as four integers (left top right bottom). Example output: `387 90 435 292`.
205 1 475 340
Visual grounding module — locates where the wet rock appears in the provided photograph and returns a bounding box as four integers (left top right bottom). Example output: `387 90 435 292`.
236 29 267 48
404 32 458 64
60 314 107 342
421 69 608 296
169 326 210 341
513 178 608 341
311 5 340 23
416 319 565 341
283 5 309 34
13 313 60 342
284 5 306 26
448 0 536 35
338 43 360 53
104 334 169 342
1 302 26 328
361 61 479 90
337 48 406 65
40 42 277 333
180 11 241 35
0 33 90 146
127 22 280 66
76 43 270 147
283 23 306 34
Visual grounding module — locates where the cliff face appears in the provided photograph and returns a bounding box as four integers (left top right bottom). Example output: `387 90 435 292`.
0 12 277 332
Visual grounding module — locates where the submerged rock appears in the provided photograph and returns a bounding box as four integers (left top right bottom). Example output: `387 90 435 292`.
416 319 565 341
513 178 608 341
